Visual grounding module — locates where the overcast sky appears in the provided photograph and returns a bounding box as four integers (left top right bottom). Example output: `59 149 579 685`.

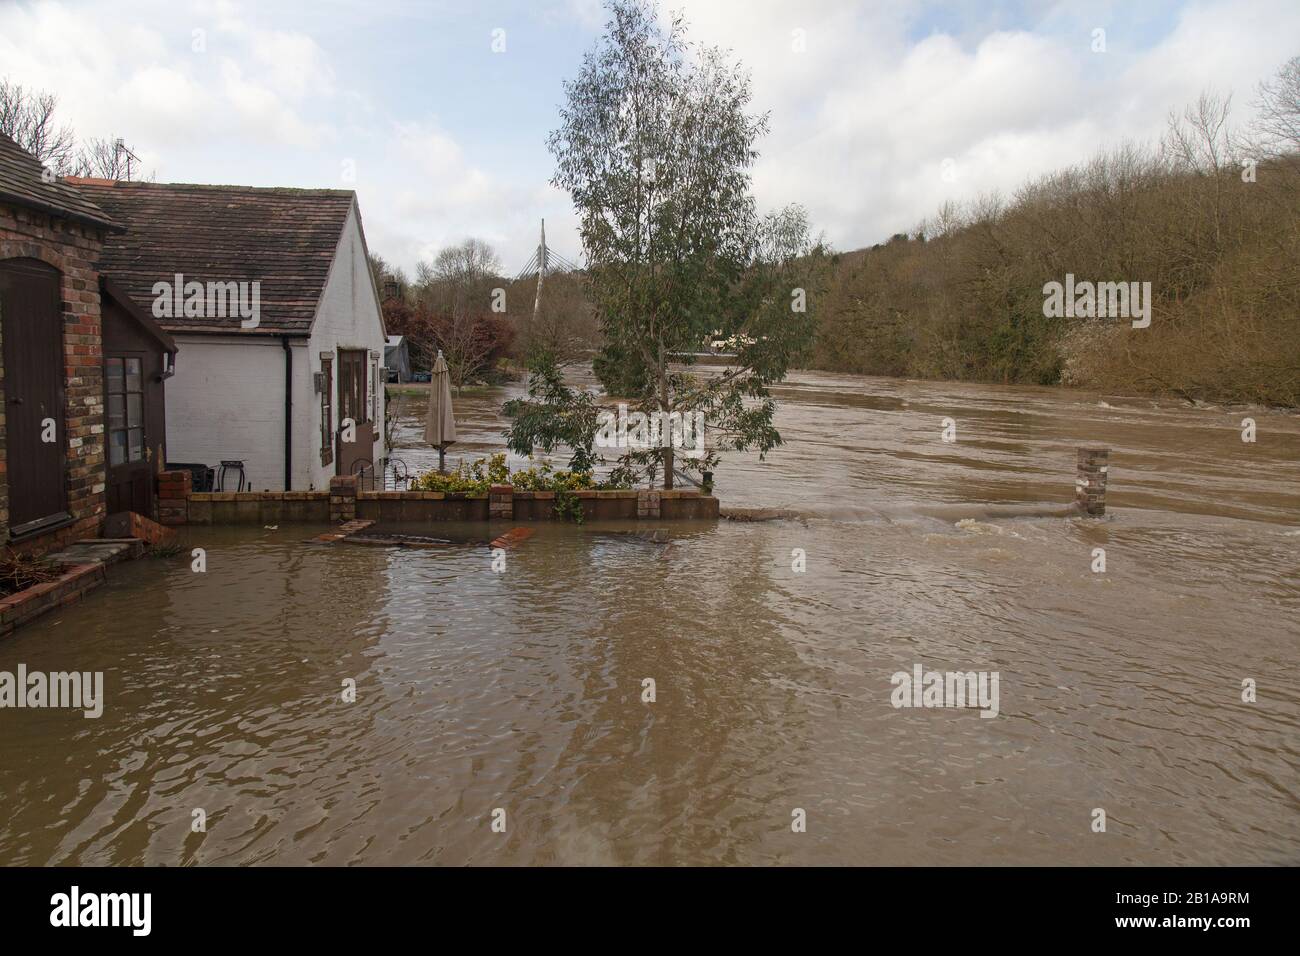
2 0 1296 275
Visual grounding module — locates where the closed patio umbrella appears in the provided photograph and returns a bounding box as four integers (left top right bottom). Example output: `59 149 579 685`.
424 350 457 472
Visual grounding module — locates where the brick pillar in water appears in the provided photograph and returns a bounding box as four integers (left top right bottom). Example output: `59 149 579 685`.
1076 447 1109 516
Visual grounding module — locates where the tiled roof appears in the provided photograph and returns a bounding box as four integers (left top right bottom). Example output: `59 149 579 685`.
0 132 119 230
70 179 356 335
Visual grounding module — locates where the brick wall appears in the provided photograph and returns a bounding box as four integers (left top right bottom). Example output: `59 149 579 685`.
159 470 721 525
0 202 111 557
0 562 106 637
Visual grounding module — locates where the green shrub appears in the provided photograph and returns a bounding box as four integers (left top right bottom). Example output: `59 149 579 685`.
412 452 509 494
411 454 632 521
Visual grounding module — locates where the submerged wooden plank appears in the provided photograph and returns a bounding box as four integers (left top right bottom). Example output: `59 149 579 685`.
489 527 536 550
310 519 375 544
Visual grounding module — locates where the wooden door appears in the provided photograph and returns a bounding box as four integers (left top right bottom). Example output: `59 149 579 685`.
104 353 153 516
0 258 69 536
336 348 374 476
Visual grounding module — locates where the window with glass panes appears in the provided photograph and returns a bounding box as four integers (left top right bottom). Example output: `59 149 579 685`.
106 356 144 466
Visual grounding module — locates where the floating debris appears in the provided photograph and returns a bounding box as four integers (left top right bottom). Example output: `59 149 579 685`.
345 533 454 549
489 527 537 550
721 508 800 522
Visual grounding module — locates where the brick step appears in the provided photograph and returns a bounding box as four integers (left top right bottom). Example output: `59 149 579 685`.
103 510 179 546
45 539 144 567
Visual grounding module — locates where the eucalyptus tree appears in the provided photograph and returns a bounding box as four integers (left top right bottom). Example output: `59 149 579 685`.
542 0 827 488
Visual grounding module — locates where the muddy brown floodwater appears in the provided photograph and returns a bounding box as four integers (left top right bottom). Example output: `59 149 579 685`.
1 367 1296 865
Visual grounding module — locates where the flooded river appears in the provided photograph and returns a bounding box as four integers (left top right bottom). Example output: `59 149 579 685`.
1 369 1296 865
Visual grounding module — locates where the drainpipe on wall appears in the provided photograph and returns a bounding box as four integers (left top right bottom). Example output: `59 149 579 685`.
281 335 293 491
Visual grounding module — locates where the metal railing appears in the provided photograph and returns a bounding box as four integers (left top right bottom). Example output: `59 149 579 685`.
351 457 413 492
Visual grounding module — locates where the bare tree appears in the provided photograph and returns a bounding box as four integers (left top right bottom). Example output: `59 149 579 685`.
1 77 149 179
1162 91 1236 173
508 269 599 363
1161 92 1239 253
411 239 510 389
1251 56 1300 160
69 136 147 180
0 78 78 171
426 239 502 310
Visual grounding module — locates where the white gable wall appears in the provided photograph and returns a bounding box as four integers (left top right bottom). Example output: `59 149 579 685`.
164 198 387 492
304 201 387 491
164 334 306 491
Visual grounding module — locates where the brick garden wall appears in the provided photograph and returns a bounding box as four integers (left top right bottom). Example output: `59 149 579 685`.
0 562 106 637
0 203 111 556
159 472 720 525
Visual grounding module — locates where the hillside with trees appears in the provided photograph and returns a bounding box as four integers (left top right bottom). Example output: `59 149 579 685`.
812 61 1300 407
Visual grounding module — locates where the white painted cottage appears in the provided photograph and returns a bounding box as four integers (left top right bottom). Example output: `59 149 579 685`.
71 179 387 491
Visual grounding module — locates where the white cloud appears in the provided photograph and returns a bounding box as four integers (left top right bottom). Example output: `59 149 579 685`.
243 28 337 101
115 67 207 136
3 0 1296 275
658 0 1300 247
0 0 339 159
565 0 606 32
217 58 329 148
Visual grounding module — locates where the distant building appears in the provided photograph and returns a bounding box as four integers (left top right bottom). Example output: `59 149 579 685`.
706 330 755 353
384 335 411 382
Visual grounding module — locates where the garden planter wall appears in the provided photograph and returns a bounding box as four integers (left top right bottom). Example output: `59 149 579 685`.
159 471 720 525
0 563 106 637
